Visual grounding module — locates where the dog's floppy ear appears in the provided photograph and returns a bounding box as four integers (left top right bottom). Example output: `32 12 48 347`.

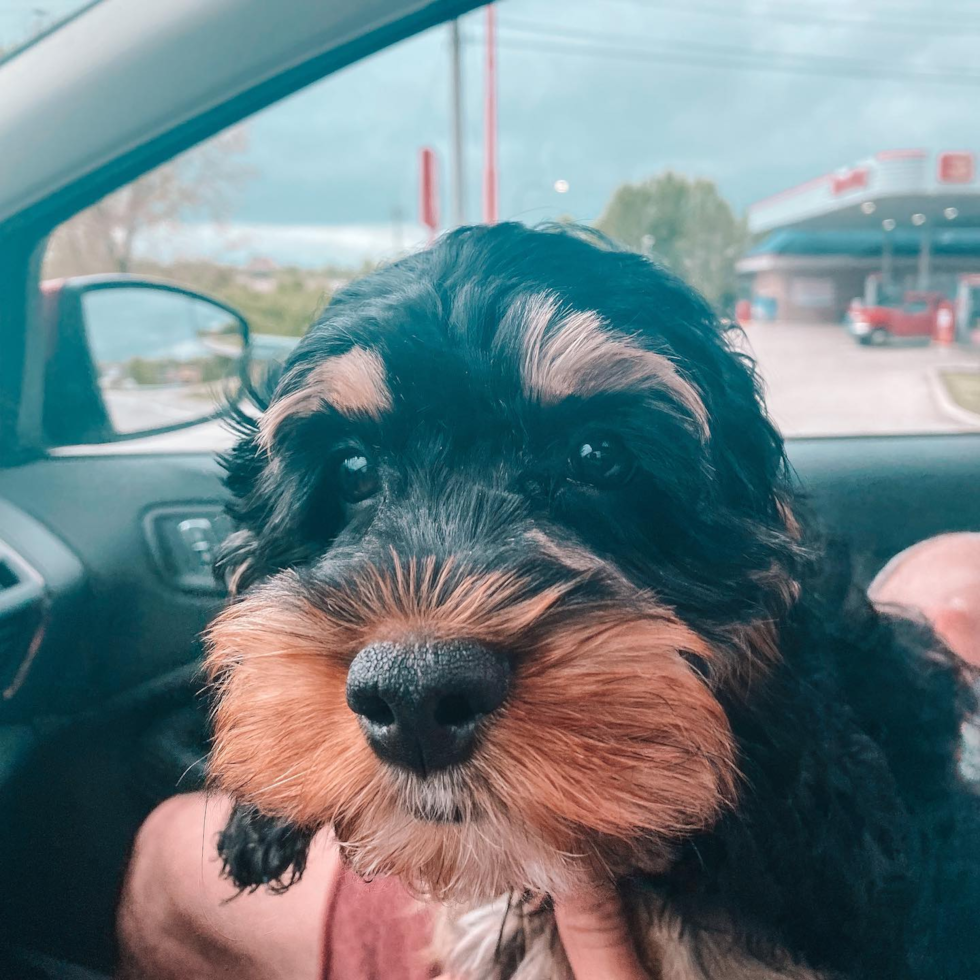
217 802 315 894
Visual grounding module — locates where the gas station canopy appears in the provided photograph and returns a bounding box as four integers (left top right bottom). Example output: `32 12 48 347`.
739 150 980 331
748 150 980 235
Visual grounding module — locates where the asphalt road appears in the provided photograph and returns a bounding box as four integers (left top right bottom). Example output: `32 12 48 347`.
740 321 980 437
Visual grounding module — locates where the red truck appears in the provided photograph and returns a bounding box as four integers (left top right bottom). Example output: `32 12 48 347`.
848 291 952 345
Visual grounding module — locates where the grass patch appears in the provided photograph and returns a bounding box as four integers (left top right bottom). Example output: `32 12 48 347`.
940 370 980 416
133 259 367 337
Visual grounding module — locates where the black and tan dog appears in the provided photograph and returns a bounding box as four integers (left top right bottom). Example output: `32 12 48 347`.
206 224 979 979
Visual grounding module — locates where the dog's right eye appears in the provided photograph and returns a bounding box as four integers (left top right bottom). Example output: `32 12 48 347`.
569 435 634 488
337 452 380 503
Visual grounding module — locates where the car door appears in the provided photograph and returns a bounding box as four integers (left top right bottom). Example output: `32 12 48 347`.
0 1 978 978
894 297 931 337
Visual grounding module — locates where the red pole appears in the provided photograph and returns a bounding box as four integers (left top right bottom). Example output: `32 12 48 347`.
482 4 498 224
419 146 439 243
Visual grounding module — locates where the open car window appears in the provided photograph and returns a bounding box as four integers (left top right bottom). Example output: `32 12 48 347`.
37 0 980 446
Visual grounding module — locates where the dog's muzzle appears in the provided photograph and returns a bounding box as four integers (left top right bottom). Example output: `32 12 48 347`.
345 639 511 775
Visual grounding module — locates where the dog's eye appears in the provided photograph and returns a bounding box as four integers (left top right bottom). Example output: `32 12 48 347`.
338 452 380 503
570 436 634 487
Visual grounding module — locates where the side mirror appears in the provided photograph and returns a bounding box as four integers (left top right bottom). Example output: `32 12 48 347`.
42 275 250 445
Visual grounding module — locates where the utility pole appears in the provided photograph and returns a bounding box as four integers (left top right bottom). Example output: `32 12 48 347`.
449 20 466 226
390 205 404 254
482 4 498 224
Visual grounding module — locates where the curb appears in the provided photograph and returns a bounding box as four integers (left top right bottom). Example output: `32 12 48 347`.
927 364 980 428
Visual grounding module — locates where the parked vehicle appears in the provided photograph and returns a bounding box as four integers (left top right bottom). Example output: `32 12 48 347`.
848 291 951 345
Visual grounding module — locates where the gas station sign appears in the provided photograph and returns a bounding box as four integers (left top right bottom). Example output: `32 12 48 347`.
937 152 975 184
831 167 868 196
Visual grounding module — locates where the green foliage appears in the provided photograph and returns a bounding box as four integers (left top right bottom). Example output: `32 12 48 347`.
121 355 233 385
215 277 329 338
125 357 159 386
133 260 349 337
596 171 747 311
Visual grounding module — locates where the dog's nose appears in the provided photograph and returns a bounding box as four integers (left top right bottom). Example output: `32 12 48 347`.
346 640 510 775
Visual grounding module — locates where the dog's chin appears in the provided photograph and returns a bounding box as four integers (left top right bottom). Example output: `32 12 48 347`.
332 771 668 903
338 815 575 903
329 774 574 901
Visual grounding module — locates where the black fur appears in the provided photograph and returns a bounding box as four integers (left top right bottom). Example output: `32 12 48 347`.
658 593 979 978
217 802 314 895
214 223 979 977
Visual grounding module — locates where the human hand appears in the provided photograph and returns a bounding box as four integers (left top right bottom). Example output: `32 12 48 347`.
553 878 649 980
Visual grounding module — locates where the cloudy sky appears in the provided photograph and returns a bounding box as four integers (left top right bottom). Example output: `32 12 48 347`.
6 0 980 262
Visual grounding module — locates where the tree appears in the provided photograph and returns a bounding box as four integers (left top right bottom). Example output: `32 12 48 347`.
44 126 253 277
596 171 746 311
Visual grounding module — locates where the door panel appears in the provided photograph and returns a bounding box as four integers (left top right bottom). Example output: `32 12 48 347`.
0 453 227 705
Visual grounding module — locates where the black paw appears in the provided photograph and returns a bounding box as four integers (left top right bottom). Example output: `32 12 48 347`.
217 802 315 894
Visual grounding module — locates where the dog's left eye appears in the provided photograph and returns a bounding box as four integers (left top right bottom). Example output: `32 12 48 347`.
570 435 634 487
338 452 380 503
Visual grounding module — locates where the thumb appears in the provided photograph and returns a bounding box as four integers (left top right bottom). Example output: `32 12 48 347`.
553 880 649 980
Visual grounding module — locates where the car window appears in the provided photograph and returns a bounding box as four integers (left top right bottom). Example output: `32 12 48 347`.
40 0 980 443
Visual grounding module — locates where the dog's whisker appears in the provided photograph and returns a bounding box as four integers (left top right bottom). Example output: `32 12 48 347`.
250 766 312 797
177 754 209 787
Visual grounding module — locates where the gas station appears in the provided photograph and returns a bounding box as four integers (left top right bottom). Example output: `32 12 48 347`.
738 149 980 345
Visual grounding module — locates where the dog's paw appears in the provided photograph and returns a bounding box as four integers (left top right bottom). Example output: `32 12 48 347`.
216 801 314 894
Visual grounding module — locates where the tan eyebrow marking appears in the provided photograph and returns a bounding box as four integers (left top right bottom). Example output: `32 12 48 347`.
517 292 709 438
257 346 392 452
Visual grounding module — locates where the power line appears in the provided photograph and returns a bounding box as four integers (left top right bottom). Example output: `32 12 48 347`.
496 34 980 86
504 17 953 77
491 23 980 86
610 0 980 36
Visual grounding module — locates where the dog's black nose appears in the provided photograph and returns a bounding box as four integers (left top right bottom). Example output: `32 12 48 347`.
346 640 510 775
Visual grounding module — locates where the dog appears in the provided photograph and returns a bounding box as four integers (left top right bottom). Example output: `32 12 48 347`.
205 223 979 979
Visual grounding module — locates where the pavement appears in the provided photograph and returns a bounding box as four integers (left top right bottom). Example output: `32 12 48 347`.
102 385 220 434
739 321 980 437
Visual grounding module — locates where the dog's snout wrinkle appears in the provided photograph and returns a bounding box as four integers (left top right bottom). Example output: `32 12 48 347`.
346 639 510 776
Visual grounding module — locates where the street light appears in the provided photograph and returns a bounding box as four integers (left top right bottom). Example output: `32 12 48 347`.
882 218 896 231
554 179 569 194
911 213 927 226
861 201 876 214
944 207 959 220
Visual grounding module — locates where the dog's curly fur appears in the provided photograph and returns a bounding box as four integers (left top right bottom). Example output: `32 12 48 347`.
207 223 979 979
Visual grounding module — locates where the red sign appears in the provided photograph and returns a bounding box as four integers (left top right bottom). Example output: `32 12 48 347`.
831 167 868 195
419 146 440 240
937 152 975 184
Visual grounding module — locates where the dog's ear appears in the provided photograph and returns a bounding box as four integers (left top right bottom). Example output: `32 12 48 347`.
217 802 315 894
701 332 789 521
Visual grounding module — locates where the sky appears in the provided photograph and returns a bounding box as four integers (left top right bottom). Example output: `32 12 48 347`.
6 0 980 265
